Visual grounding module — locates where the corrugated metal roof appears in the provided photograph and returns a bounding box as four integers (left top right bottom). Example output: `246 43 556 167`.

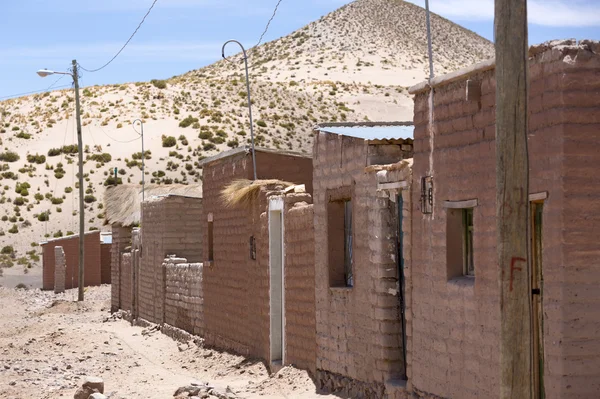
316 123 414 140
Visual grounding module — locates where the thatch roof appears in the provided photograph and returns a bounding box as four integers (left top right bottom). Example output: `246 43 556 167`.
221 179 294 208
104 184 203 226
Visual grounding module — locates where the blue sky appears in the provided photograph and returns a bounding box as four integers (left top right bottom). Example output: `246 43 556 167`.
0 0 598 99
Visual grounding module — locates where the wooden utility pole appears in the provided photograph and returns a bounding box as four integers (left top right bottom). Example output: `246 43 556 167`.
72 59 85 302
494 1 531 398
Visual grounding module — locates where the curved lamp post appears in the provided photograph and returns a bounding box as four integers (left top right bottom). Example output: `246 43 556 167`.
222 40 257 181
132 119 145 201
37 61 85 302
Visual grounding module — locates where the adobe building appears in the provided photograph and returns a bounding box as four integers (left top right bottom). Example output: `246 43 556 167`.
104 184 203 318
312 123 414 397
41 230 111 291
198 146 313 368
407 40 600 399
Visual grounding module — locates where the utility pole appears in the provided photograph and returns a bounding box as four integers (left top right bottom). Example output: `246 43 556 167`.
36 61 85 301
495 1 531 398
72 60 85 302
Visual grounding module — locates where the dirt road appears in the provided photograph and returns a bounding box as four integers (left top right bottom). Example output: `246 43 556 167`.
0 286 334 399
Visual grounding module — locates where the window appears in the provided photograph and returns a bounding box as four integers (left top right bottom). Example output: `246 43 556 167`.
446 203 476 279
208 220 214 262
328 197 353 287
463 208 474 276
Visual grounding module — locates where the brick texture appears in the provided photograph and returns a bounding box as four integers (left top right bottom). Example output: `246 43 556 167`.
164 257 204 336
42 231 105 291
53 246 65 294
100 244 111 284
410 43 600 398
313 132 412 396
283 193 317 374
111 225 132 313
138 195 203 324
201 150 313 361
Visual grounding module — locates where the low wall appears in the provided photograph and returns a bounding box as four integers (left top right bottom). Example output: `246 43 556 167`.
164 257 204 336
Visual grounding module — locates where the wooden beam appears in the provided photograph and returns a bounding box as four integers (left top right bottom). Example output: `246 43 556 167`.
442 199 478 209
495 0 532 398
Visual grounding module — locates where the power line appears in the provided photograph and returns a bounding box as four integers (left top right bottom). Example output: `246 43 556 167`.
79 0 160 73
97 123 140 144
253 0 284 51
0 84 72 101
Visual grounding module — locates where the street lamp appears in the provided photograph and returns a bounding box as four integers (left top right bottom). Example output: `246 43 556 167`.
38 59 86 302
222 40 257 181
132 119 145 202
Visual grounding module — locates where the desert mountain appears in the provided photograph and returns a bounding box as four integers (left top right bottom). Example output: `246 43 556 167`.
0 0 493 270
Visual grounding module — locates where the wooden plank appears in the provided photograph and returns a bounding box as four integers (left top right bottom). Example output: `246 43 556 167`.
495 0 532 398
442 199 478 209
529 192 548 202
377 181 409 190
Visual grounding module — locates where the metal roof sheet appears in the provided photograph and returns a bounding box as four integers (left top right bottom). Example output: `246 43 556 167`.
316 123 414 140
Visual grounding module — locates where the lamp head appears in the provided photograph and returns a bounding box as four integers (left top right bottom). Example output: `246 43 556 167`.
36 69 54 78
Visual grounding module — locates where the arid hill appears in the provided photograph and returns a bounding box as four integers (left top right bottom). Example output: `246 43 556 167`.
0 0 493 267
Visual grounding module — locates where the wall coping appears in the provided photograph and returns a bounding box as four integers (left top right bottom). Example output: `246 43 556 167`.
409 39 600 95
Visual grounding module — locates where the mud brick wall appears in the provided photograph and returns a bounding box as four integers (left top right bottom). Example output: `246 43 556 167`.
111 225 132 312
120 252 132 311
283 193 316 374
313 133 412 396
139 196 203 324
164 258 204 336
100 244 111 284
53 246 66 294
42 231 103 291
409 42 600 399
201 150 313 361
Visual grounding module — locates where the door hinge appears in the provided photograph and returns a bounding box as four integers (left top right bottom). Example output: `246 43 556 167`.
532 288 541 295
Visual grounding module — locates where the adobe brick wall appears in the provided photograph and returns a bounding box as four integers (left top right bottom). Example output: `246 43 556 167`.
111 225 132 313
201 150 313 361
410 42 600 398
54 246 65 294
164 257 204 336
138 195 203 324
100 244 111 284
283 193 316 374
313 132 412 397
120 252 132 311
42 231 103 291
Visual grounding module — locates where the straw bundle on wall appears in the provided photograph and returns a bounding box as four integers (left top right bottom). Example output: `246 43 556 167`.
221 179 294 208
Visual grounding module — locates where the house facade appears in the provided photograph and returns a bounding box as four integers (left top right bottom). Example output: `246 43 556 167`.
199 146 313 365
407 39 600 399
311 123 414 398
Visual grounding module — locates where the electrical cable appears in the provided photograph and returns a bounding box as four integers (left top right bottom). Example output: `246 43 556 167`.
97 123 140 144
253 0 284 51
0 85 72 101
79 0 159 73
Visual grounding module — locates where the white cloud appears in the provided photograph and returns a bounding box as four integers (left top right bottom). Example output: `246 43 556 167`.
406 0 600 27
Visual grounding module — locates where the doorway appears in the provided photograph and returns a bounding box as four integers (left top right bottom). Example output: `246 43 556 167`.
396 193 407 380
269 198 284 365
531 201 545 398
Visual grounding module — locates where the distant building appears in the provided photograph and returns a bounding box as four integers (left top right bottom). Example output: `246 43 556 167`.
41 230 111 291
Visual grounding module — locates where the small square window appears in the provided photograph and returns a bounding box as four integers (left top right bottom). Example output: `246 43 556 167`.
447 207 475 278
328 197 353 287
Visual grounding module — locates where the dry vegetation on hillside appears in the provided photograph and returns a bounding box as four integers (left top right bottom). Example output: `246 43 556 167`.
0 0 493 263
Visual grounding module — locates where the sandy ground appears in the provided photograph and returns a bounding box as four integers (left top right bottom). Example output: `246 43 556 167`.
0 285 336 399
